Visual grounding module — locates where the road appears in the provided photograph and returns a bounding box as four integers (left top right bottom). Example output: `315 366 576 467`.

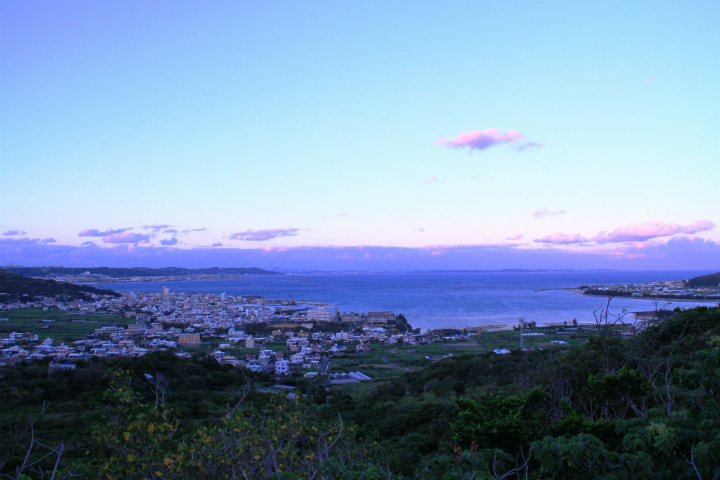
381 355 405 370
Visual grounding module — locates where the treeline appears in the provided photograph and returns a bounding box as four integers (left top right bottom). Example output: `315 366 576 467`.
1 266 281 278
0 270 120 303
2 305 720 478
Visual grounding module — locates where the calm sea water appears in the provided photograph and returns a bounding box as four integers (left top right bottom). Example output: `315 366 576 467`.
97 271 718 329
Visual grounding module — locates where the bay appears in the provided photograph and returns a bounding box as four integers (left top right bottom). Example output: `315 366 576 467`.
97 270 718 329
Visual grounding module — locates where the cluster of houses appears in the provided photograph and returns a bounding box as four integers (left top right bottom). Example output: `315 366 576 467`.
1 290 421 375
1 289 479 379
582 279 720 298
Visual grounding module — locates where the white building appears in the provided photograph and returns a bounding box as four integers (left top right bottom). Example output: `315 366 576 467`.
275 360 290 376
331 332 349 341
306 308 334 322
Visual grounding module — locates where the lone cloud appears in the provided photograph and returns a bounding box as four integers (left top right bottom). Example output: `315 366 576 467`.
435 128 543 152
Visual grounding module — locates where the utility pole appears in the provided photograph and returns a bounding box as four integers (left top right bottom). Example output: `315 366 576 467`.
519 317 524 348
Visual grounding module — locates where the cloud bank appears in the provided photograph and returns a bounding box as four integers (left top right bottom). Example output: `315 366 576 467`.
434 128 543 152
591 221 715 244
2 240 718 271
102 232 151 244
229 228 301 242
3 230 27 236
79 227 133 237
534 233 588 245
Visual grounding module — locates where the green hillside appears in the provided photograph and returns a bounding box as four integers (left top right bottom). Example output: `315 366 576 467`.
686 271 720 287
0 270 120 302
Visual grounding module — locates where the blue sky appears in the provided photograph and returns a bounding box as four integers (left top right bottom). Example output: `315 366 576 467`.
1 0 719 270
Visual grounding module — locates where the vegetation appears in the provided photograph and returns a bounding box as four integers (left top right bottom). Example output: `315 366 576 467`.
2 305 720 478
0 270 120 303
2 266 281 278
686 271 720 288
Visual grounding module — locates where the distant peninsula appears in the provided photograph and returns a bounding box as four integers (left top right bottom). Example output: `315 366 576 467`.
0 266 282 286
0 269 121 302
578 271 720 301
2 266 281 278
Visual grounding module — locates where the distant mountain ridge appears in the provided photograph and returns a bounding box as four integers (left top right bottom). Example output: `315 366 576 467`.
1 266 281 277
686 271 720 288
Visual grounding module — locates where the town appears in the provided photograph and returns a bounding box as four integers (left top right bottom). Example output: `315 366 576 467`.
0 288 479 383
578 278 720 300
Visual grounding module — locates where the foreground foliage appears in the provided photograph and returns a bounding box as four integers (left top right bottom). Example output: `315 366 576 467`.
2 305 720 478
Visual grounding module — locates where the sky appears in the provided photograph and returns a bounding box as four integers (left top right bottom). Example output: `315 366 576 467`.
1 0 719 271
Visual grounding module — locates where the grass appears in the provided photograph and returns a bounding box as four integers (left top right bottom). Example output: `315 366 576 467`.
0 308 127 343
322 327 605 396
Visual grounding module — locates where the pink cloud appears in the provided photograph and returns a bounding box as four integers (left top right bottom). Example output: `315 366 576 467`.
642 76 656 84
471 175 480 180
534 233 587 245
79 227 133 237
3 230 27 236
337 212 348 217
423 176 439 183
229 228 301 241
434 128 542 152
506 234 523 240
533 208 567 218
591 220 715 244
417 227 425 232
102 232 151 244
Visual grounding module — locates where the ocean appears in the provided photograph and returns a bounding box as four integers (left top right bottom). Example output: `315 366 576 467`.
97 270 718 330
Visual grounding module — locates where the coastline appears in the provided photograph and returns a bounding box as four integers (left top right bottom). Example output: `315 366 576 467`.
581 292 719 303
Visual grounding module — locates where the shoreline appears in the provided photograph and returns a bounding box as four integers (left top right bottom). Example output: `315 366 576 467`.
581 292 719 303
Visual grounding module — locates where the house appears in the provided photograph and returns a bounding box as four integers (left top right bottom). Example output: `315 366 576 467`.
275 360 290 376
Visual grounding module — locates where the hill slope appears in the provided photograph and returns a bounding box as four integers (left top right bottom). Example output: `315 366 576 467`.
0 270 120 301
686 271 720 288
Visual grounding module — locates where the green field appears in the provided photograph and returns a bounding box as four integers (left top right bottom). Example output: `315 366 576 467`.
0 308 127 343
321 327 601 393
